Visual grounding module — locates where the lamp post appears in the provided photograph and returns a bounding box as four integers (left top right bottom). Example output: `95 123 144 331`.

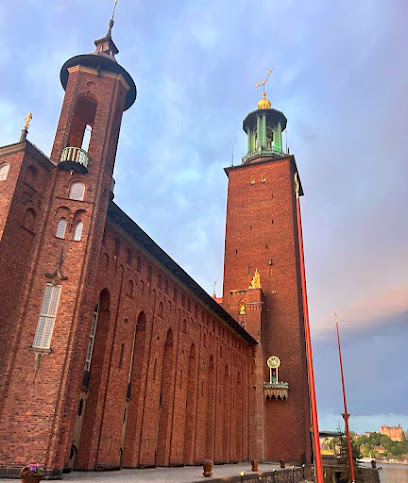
240 470 245 483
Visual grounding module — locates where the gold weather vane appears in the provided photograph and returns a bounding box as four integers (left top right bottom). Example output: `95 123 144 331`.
23 112 32 131
255 69 273 94
255 69 273 109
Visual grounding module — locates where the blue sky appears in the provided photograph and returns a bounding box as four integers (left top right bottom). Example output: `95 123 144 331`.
1 1 407 434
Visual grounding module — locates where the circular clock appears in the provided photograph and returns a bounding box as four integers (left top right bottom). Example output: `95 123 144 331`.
266 355 280 369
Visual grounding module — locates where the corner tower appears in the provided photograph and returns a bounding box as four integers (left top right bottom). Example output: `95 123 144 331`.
0 19 136 478
222 85 312 464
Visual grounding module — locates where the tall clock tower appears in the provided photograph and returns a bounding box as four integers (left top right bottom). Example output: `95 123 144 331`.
222 87 312 463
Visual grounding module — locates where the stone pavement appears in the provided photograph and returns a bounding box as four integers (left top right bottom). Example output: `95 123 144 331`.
0 462 304 482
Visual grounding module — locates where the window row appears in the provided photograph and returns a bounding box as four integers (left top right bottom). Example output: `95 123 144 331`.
250 174 267 185
56 218 83 241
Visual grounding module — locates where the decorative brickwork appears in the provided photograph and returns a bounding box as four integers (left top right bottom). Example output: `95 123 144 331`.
0 23 313 479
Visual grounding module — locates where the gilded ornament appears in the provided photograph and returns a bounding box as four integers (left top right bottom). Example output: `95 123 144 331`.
249 268 261 289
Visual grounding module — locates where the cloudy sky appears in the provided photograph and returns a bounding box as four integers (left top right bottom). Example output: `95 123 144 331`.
1 0 407 435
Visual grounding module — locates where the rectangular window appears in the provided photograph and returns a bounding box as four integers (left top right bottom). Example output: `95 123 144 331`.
33 284 62 349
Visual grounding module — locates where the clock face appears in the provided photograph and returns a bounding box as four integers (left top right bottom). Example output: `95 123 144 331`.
267 355 280 369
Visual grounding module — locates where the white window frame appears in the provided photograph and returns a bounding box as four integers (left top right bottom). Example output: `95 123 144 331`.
72 221 83 241
56 218 67 239
33 284 62 349
69 182 85 201
84 304 99 371
0 163 9 181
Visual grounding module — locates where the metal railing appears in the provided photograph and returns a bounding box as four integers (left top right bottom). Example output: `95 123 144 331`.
242 146 284 163
61 146 89 169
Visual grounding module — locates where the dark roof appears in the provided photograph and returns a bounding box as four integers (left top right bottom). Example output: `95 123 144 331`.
320 431 344 437
107 201 257 345
60 53 137 110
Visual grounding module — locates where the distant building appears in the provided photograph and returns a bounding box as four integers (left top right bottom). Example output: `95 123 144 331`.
380 425 404 441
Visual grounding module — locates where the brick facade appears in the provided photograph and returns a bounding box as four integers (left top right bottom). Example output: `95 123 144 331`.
0 25 312 479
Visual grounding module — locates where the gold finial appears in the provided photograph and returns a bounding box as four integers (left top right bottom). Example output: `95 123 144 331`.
255 69 273 109
24 112 32 131
249 268 261 289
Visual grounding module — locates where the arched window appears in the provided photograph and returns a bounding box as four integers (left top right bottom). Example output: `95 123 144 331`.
157 274 162 289
127 280 134 297
72 221 83 241
69 182 85 201
181 294 186 307
158 302 164 317
0 163 10 181
164 280 169 294
147 265 152 282
173 287 178 303
126 248 132 265
136 256 142 272
182 319 187 333
250 175 255 185
23 208 36 233
262 174 266 183
56 218 67 239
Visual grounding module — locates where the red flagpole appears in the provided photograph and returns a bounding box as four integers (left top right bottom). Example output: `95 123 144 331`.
335 310 356 483
294 174 323 483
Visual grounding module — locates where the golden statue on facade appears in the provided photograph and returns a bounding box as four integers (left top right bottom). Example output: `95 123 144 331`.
249 268 261 289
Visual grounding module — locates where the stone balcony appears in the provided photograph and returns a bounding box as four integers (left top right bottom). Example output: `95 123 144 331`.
263 381 289 400
59 146 89 173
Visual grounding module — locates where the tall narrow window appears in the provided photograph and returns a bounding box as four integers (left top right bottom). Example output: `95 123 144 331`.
69 182 85 201
147 266 152 282
72 221 83 241
84 304 99 371
56 218 67 239
0 163 9 181
33 284 62 349
81 124 92 152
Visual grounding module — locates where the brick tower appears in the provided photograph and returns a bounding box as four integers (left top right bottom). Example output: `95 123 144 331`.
0 20 136 477
222 86 312 463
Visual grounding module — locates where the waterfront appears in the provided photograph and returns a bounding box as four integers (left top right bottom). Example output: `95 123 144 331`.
378 463 408 483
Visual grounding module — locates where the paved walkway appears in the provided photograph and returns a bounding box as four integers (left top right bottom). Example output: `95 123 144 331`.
0 463 288 482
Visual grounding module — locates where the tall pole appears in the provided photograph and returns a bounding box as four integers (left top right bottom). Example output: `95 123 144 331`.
335 310 356 483
294 174 323 483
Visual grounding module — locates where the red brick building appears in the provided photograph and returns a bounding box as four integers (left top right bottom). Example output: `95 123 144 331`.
380 425 404 441
0 21 313 478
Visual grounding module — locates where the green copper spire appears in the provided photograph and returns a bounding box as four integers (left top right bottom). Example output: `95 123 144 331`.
242 71 287 163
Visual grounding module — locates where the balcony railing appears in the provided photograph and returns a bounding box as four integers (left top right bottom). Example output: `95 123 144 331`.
263 381 289 400
59 146 89 173
242 146 285 163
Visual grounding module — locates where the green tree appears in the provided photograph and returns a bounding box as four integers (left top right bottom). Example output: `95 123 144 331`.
339 434 362 483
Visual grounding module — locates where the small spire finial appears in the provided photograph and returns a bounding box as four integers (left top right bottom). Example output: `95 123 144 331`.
111 0 119 22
